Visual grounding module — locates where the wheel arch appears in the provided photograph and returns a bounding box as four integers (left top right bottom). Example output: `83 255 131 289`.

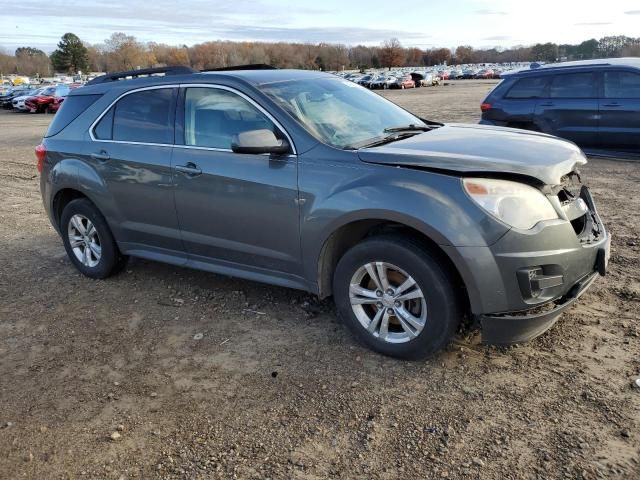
52 188 93 230
316 218 469 315
47 157 112 232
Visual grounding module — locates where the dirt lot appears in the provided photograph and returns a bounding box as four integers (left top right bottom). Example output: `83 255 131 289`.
0 80 638 480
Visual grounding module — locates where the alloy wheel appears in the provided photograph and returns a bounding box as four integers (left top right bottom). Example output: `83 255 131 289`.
349 262 427 344
67 214 101 267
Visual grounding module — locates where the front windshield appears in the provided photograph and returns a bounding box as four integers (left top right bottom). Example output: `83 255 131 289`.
260 78 426 149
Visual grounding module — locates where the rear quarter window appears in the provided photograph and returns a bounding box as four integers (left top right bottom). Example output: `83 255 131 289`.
505 77 549 99
44 94 102 137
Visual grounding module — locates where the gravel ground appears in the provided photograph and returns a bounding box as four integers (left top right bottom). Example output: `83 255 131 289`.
0 80 638 479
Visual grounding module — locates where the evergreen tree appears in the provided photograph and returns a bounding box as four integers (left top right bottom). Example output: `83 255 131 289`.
51 33 89 73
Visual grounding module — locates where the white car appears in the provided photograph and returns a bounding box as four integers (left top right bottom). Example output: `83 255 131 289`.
11 87 47 111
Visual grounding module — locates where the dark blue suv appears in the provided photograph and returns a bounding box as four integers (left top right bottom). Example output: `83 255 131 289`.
480 58 640 152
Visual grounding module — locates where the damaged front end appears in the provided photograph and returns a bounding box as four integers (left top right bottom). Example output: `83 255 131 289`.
478 171 610 345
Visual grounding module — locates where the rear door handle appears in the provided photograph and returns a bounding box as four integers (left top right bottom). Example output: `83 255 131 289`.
603 103 620 107
539 102 555 107
175 163 202 176
90 151 110 161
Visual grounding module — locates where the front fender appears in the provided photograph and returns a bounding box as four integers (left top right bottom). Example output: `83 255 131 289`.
299 157 509 289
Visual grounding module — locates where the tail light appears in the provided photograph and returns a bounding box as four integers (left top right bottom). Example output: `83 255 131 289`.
35 144 46 173
480 103 493 112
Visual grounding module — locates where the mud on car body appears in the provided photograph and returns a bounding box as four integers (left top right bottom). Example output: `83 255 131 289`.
37 65 609 359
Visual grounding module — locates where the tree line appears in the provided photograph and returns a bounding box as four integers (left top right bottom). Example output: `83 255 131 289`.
1 32 639 77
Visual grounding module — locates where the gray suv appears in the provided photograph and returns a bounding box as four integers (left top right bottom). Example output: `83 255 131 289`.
38 66 610 359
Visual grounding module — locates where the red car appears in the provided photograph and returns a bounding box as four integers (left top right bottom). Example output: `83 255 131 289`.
394 76 416 89
25 85 72 113
48 96 65 113
474 69 495 79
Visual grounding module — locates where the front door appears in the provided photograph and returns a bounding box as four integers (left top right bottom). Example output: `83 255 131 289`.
599 70 640 151
172 86 302 278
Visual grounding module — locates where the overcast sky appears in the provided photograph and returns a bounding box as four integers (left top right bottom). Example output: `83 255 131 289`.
1 0 639 52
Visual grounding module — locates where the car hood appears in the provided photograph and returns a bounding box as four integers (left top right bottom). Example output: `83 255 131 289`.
358 124 587 185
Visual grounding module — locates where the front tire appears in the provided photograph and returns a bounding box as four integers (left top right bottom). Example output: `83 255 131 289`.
60 198 127 279
333 235 461 360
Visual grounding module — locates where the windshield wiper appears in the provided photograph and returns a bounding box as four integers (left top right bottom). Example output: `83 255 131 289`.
383 124 431 133
353 131 422 149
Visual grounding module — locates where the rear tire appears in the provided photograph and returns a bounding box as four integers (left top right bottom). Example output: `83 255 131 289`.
333 235 461 359
60 198 127 279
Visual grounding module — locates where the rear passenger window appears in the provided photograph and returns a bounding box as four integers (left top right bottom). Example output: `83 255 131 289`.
506 77 549 98
94 88 174 144
184 87 277 150
604 71 640 98
550 73 596 98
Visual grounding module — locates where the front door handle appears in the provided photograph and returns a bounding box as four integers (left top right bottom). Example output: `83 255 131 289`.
90 151 110 161
603 102 621 107
175 163 202 176
539 102 555 107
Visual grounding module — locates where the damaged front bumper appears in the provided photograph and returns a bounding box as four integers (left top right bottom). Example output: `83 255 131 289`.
479 271 598 345
443 185 610 345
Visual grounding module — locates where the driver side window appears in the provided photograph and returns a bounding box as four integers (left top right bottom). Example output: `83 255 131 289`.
184 87 277 150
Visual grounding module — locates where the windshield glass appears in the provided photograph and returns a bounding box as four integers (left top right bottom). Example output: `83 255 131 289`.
260 78 426 149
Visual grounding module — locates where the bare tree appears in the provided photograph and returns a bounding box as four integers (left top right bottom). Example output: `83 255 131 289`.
380 38 405 70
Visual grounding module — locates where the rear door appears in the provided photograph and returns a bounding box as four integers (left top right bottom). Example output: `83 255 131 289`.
599 69 640 151
171 85 302 278
489 75 549 126
534 72 599 147
89 86 184 255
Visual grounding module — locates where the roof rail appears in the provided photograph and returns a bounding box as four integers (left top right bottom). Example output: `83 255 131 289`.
85 66 196 85
201 64 277 72
542 62 611 70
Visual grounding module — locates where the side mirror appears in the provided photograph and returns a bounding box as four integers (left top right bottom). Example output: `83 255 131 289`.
231 129 290 155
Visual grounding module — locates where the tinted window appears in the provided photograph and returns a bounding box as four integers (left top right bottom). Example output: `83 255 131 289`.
94 106 114 140
45 94 102 137
604 71 640 98
111 88 174 144
184 88 276 150
506 77 549 98
550 73 596 98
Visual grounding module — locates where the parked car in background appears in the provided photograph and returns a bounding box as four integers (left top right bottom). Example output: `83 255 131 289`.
393 76 416 89
357 74 374 87
481 58 640 152
37 65 609 359
0 86 33 109
12 88 50 111
370 75 396 89
418 73 440 87
475 69 495 79
25 85 72 113
48 96 65 114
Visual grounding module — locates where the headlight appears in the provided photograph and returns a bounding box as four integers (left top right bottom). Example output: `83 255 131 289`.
463 178 558 230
